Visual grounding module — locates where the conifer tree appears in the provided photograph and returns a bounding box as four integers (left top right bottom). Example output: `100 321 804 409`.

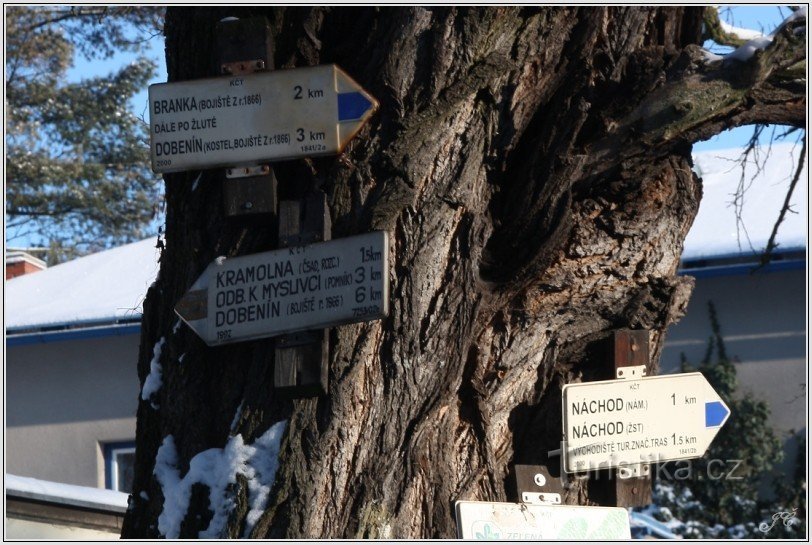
5 6 164 263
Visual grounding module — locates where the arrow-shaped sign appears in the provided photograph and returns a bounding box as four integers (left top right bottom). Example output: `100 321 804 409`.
176 231 389 346
561 372 730 473
148 64 378 173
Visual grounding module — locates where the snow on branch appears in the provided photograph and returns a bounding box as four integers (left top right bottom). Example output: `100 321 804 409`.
719 20 767 42
704 7 807 64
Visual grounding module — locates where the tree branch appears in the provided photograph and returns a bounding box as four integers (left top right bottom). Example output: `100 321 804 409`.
586 12 805 173
703 7 764 48
757 134 806 268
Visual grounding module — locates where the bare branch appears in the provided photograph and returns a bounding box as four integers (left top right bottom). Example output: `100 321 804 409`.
757 133 806 268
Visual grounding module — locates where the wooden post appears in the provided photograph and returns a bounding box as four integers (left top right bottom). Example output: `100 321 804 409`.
585 329 653 507
273 193 330 397
611 329 653 507
215 16 277 219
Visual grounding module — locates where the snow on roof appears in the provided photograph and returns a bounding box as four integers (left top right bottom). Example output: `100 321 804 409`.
685 142 807 261
6 238 161 332
6 473 129 513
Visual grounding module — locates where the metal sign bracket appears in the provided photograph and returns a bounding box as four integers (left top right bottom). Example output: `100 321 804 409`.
521 492 562 506
616 364 646 380
514 464 565 507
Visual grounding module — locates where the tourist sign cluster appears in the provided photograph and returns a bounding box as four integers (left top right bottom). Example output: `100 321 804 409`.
562 372 730 473
455 501 630 539
149 64 378 173
176 232 389 346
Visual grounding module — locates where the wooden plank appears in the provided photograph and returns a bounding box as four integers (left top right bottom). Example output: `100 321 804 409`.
273 195 330 397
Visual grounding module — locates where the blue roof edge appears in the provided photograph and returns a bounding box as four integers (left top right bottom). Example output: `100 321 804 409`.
679 257 806 279
6 322 141 346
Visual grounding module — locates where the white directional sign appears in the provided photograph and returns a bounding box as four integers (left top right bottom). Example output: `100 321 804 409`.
148 64 378 173
562 372 730 473
455 501 630 540
175 232 388 346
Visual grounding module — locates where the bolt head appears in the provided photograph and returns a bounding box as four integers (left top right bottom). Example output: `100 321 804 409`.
534 473 546 487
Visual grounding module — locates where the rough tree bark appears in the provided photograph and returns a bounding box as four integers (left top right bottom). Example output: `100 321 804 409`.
122 7 805 539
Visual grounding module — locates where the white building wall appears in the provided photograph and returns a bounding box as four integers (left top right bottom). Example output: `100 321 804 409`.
6 334 141 488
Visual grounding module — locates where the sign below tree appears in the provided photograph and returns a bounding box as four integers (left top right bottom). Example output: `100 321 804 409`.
148 64 378 173
562 372 730 472
455 501 631 539
175 231 389 346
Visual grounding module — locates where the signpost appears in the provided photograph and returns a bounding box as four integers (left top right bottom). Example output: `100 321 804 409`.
455 501 630 540
148 64 378 173
562 372 730 473
175 231 389 346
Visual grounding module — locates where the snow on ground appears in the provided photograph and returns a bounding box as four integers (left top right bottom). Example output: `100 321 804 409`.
153 421 287 539
6 473 129 512
6 237 161 331
684 143 807 261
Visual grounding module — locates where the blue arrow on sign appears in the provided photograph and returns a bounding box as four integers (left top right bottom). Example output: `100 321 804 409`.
705 401 729 427
338 92 375 121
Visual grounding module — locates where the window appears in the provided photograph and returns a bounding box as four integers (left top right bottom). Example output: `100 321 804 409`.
104 442 136 493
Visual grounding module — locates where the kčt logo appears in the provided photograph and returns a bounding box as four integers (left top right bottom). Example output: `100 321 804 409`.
472 521 502 540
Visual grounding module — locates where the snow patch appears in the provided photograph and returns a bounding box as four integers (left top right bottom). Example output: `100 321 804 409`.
192 172 202 192
230 401 244 432
707 8 805 64
727 35 773 62
141 337 166 407
719 20 766 41
153 421 287 539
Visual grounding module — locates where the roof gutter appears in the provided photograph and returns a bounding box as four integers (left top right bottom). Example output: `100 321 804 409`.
6 322 141 347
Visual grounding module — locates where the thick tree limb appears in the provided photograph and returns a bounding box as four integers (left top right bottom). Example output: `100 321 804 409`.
586 13 805 176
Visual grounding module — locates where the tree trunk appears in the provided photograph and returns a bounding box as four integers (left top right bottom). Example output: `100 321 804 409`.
122 6 805 538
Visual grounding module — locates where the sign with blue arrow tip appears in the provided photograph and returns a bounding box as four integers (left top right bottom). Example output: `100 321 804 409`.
148 64 378 173
561 372 731 473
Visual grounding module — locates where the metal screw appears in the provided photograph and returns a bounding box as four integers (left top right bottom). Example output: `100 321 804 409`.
256 60 265 69
632 487 639 494
243 201 253 210
534 473 546 487
618 369 624 376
